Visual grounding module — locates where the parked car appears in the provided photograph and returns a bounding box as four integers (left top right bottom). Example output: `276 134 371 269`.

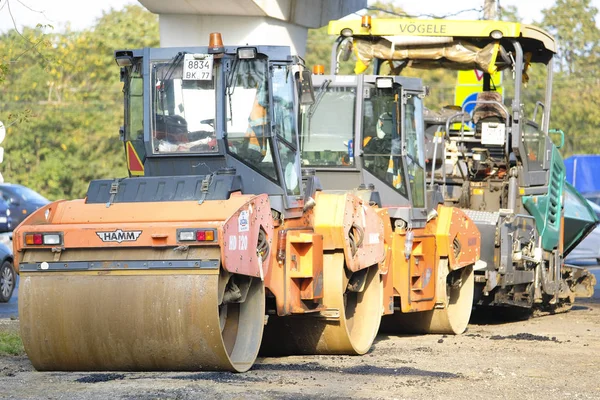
0 197 12 232
0 183 50 229
0 242 15 302
565 199 600 265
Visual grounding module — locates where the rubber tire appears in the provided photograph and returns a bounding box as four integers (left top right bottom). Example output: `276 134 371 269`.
0 260 15 303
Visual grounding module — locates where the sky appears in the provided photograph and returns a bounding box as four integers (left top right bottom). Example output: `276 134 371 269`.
0 0 136 32
0 0 598 33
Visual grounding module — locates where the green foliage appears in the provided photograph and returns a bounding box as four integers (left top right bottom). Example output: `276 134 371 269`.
0 330 24 356
541 0 600 156
0 63 7 84
0 5 159 200
499 5 521 22
542 0 600 75
304 25 334 74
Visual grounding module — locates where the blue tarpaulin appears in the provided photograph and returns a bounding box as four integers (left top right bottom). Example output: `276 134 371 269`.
564 155 600 193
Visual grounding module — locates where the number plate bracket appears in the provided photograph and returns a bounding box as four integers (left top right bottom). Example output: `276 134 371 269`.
183 53 214 81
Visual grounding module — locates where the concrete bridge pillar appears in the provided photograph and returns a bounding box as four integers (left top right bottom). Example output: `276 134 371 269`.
137 0 367 56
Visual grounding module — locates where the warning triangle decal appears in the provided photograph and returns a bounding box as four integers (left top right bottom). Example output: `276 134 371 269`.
127 142 144 175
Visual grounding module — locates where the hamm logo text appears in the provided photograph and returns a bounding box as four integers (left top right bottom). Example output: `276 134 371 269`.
96 229 142 243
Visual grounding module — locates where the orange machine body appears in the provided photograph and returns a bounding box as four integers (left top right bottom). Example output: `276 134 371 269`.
263 190 387 316
14 195 273 280
15 191 387 319
377 205 480 314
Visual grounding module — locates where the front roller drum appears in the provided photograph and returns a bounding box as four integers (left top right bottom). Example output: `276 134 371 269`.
18 271 264 372
381 260 474 335
261 252 383 356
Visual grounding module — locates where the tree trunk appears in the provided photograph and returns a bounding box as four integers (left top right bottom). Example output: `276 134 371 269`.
484 0 497 20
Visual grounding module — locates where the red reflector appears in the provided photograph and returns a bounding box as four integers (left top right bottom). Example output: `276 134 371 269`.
196 230 206 241
33 234 43 245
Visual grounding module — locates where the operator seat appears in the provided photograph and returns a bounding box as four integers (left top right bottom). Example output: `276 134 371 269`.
154 114 189 145
472 91 505 125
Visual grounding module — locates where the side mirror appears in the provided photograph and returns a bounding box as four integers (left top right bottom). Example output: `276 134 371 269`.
119 67 127 83
299 70 315 106
549 129 565 149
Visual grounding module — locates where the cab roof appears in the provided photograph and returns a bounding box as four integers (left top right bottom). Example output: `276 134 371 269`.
328 18 556 54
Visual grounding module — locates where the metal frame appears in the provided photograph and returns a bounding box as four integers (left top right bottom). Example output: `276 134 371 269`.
19 259 220 272
329 32 556 190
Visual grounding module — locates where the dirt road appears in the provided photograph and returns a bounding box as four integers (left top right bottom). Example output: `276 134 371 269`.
1 298 599 400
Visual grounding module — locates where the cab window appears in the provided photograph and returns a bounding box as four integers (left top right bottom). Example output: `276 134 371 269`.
301 86 356 167
523 121 545 170
125 63 146 164
272 65 296 146
273 65 300 195
151 58 218 154
362 87 408 198
226 56 278 183
126 65 144 142
404 94 426 208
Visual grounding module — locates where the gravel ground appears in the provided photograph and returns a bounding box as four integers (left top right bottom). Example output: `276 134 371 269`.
1 300 599 400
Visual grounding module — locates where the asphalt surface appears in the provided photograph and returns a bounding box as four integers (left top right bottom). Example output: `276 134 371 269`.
2 288 600 400
0 265 599 400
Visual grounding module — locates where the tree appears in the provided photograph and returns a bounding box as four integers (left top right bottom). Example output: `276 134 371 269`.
0 5 159 200
542 0 600 76
541 0 600 155
499 5 521 22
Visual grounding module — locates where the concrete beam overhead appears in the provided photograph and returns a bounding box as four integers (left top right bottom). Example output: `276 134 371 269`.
138 0 367 27
137 0 367 55
139 0 267 17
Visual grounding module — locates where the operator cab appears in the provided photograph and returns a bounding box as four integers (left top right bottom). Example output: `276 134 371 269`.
113 34 314 218
301 73 429 224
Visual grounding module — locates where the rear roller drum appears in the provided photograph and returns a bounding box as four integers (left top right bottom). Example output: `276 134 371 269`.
217 272 266 371
381 259 474 335
261 252 383 355
19 270 265 372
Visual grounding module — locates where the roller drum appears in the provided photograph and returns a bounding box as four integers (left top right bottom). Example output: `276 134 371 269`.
261 252 382 356
381 261 474 335
19 272 264 372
